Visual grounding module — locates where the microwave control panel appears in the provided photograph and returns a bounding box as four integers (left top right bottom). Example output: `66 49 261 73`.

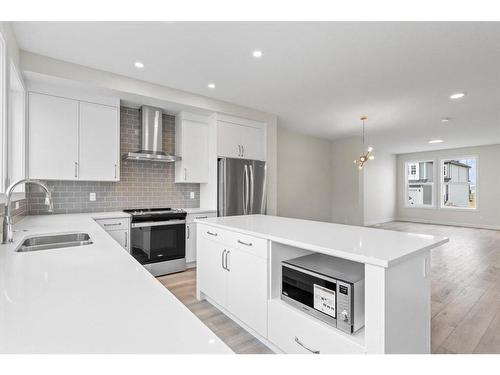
336 280 353 333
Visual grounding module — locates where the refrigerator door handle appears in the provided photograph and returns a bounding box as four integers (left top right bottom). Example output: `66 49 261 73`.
249 164 255 214
243 164 249 215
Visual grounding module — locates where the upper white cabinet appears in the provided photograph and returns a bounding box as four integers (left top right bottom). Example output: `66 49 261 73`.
79 102 119 181
28 92 79 180
175 112 209 183
28 87 120 181
216 114 265 161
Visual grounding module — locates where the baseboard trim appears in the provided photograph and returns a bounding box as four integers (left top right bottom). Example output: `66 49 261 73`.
395 217 500 231
364 218 395 226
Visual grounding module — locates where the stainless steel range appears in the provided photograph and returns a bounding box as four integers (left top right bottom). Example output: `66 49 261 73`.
124 208 187 276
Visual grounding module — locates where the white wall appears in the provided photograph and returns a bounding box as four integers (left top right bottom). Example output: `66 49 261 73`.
277 127 333 222
363 151 397 226
331 136 364 226
397 144 500 229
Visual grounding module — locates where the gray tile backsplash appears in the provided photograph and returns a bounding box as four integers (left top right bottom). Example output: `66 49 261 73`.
27 107 200 214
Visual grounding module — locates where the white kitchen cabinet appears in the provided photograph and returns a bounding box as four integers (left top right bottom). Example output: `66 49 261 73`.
216 115 265 161
28 90 120 181
185 211 217 265
28 92 79 180
175 112 209 183
95 217 130 252
108 229 129 251
79 102 120 181
197 235 228 307
226 247 268 337
197 224 268 336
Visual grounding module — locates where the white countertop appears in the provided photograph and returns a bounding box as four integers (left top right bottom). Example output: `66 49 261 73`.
196 215 448 268
183 208 217 215
0 213 231 354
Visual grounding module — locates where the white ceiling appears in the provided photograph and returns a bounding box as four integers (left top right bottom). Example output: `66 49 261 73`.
12 22 500 153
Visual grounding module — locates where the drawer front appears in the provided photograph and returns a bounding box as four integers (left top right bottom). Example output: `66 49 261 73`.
198 224 267 259
224 230 267 259
199 224 227 243
268 300 365 354
95 217 129 231
187 211 217 223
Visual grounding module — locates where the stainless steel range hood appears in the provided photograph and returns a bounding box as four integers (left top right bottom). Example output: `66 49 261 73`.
122 105 181 162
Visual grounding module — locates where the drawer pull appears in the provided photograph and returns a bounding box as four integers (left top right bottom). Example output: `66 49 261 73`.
207 231 218 236
237 239 252 246
195 216 208 219
294 336 320 354
104 223 122 227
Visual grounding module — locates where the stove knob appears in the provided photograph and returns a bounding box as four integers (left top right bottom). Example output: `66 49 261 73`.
341 310 349 322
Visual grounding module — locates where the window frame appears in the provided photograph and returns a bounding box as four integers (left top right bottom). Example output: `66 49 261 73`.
439 155 479 211
0 31 6 195
404 159 436 209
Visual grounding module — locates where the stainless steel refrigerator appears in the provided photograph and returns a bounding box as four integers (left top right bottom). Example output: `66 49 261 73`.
218 158 267 217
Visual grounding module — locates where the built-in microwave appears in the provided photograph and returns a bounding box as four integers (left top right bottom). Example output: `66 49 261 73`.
281 253 365 334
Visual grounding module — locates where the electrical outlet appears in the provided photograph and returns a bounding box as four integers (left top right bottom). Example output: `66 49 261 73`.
190 192 195 199
89 192 96 202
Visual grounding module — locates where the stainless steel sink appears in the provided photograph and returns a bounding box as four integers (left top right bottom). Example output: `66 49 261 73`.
16 233 93 252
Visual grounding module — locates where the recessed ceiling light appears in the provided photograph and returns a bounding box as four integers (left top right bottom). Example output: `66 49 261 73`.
441 117 451 123
134 61 144 69
207 83 216 89
428 139 444 144
252 50 263 58
450 92 466 99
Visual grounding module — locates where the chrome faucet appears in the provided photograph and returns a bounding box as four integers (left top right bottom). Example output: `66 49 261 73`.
2 178 54 244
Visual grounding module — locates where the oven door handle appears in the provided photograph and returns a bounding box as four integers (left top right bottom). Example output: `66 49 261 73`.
131 220 186 228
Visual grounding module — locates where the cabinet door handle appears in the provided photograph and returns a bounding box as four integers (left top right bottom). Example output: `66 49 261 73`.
74 162 78 178
238 145 241 157
237 239 252 247
225 250 230 271
184 168 187 181
187 225 190 239
103 222 122 227
195 216 208 219
124 232 128 248
207 231 218 236
221 249 227 270
114 164 117 179
294 336 320 354
242 145 245 157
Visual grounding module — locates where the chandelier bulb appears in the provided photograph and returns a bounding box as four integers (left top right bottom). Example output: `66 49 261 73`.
369 155 375 160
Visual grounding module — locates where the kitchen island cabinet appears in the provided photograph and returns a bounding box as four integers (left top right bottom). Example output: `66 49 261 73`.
196 214 448 354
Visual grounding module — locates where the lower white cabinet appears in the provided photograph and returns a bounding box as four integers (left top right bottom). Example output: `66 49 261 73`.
95 217 130 252
186 211 217 265
197 224 268 337
226 246 267 337
268 299 365 354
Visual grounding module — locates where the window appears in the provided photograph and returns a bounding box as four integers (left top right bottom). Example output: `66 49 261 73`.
441 157 477 209
405 160 434 207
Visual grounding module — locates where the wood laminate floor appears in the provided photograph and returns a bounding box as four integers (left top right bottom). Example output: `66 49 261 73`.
158 221 500 354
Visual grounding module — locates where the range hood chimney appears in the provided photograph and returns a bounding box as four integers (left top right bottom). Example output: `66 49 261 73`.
122 105 181 162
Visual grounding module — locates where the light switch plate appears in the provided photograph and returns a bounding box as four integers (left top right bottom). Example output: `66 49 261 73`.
190 192 195 199
89 192 96 202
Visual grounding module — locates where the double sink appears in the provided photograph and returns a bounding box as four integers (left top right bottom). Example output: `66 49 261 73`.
16 233 93 252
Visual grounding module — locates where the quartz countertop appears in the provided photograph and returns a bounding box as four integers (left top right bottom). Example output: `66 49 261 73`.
183 208 217 215
196 215 448 268
0 213 231 354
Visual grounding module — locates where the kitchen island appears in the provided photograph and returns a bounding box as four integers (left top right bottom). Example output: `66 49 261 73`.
0 213 231 354
195 214 449 354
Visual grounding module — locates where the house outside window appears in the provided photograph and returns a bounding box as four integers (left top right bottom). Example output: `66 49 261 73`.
441 157 477 209
405 160 434 207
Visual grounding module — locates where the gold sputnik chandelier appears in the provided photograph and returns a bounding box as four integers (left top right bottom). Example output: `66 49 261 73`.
353 116 374 170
